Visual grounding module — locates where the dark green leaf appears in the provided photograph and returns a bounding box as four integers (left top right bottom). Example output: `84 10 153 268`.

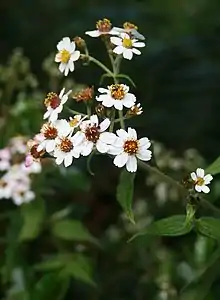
117 169 136 223
19 198 45 241
130 215 193 241
205 157 220 175
64 254 95 287
196 217 220 240
51 219 99 245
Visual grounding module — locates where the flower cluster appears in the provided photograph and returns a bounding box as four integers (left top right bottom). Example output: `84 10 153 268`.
0 136 41 205
26 18 214 194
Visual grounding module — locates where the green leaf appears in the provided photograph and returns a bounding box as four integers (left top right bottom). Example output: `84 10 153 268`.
51 219 99 245
180 248 220 300
34 255 70 271
116 74 136 87
205 156 220 175
117 169 136 223
19 198 45 241
129 215 193 241
64 254 96 287
196 217 220 240
99 73 113 85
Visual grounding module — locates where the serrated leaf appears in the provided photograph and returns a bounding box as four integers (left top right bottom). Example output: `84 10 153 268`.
205 157 220 175
51 219 99 245
117 169 136 223
64 254 96 287
19 198 45 241
116 74 136 87
196 217 220 240
130 215 193 241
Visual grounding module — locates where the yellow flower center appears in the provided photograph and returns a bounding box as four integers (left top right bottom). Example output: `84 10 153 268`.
69 118 79 127
123 22 138 30
59 137 73 153
96 18 112 32
110 84 126 100
195 177 205 186
122 37 132 48
123 140 138 155
59 49 71 63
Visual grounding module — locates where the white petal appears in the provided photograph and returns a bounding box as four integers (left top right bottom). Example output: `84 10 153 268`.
116 129 128 139
68 60 75 72
46 140 56 152
132 48 141 55
121 33 130 39
71 50 80 61
102 96 114 107
126 155 137 172
55 156 64 165
64 155 73 167
113 46 124 55
90 115 99 125
204 174 213 184
108 145 123 155
196 168 205 178
100 132 117 144
190 172 197 181
201 185 210 193
49 111 58 122
133 42 145 48
136 149 152 161
98 88 109 94
113 152 128 168
195 185 202 192
81 141 93 156
96 140 109 153
122 94 136 108
123 49 133 60
110 36 122 46
138 138 151 149
59 63 66 73
72 131 84 145
114 100 123 110
85 30 101 37
55 53 61 62
109 29 121 35
64 65 69 76
127 128 137 140
99 118 110 132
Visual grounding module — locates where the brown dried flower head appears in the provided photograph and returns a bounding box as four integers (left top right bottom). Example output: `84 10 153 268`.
73 86 94 102
74 36 86 49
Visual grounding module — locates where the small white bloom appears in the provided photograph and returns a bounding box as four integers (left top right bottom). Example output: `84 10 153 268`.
9 136 27 154
85 18 119 37
0 148 11 171
12 187 35 206
108 127 152 173
190 168 213 193
55 37 80 76
110 32 145 60
43 88 72 122
128 103 143 116
37 119 72 153
79 115 115 156
96 84 136 111
53 131 84 167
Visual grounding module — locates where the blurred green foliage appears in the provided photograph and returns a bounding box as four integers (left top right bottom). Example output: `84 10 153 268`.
1 0 220 299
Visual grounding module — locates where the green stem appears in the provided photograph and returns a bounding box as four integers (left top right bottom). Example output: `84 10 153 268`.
118 110 125 129
81 54 114 77
138 161 220 217
109 110 116 132
66 107 86 116
86 104 92 117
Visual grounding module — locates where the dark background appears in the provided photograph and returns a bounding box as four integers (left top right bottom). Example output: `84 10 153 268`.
1 0 220 159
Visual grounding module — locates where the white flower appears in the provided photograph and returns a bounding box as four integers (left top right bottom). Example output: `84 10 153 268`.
0 148 11 171
96 84 136 111
85 18 119 37
37 119 72 153
53 131 84 167
43 88 72 122
108 127 152 172
190 168 213 193
79 115 115 156
128 103 143 116
12 186 35 206
55 37 80 76
9 136 27 154
25 133 45 168
110 33 145 60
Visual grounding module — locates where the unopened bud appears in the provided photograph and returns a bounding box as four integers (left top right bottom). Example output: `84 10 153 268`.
95 104 105 116
74 36 86 49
